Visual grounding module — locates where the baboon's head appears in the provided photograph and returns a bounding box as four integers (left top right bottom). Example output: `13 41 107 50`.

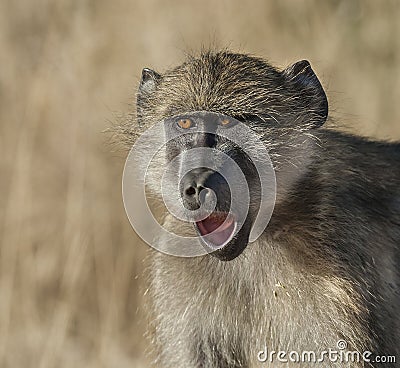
135 51 328 261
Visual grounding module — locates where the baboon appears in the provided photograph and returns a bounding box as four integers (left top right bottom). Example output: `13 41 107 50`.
126 51 400 367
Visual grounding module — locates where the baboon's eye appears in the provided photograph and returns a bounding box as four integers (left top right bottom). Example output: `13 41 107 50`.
177 119 193 129
220 118 231 126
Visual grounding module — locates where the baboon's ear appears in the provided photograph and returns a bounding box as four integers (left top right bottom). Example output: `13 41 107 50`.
137 68 161 120
139 68 161 94
283 60 328 127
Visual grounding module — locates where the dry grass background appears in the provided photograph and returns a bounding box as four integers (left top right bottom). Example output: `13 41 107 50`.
1 0 400 367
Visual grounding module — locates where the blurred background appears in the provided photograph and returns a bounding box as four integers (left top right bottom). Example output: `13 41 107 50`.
1 0 400 367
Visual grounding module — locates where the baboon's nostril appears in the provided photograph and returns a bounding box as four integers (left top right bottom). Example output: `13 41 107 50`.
185 186 196 197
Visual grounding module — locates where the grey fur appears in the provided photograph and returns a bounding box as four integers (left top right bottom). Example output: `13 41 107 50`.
122 51 400 367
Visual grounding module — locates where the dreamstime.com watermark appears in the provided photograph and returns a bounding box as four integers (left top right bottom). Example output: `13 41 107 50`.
257 340 396 364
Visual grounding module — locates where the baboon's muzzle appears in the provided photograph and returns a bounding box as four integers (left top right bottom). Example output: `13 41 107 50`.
180 168 237 250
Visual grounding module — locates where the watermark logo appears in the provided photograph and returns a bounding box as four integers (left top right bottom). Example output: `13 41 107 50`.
257 340 396 364
122 111 276 256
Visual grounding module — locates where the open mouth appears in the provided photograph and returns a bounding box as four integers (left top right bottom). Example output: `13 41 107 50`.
195 212 237 249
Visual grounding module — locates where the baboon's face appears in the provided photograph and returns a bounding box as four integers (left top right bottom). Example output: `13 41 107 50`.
136 52 327 261
161 111 262 260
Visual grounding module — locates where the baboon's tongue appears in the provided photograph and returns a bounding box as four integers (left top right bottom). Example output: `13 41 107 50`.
195 212 236 248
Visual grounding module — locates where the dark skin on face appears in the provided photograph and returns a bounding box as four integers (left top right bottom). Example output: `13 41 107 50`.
162 112 262 261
